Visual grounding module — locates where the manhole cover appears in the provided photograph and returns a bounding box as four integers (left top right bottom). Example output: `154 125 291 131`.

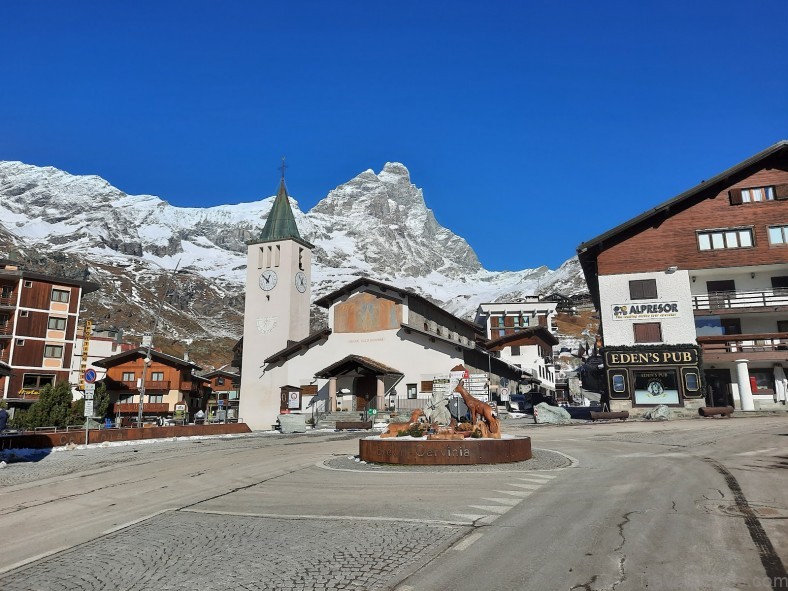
703 502 788 519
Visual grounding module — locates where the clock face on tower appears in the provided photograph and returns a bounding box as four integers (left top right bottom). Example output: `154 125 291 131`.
259 270 278 291
295 271 307 293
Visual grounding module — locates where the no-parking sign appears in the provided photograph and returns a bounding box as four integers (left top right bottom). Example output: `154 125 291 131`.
84 368 97 384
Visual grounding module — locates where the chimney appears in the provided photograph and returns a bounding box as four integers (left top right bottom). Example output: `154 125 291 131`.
184 350 190 362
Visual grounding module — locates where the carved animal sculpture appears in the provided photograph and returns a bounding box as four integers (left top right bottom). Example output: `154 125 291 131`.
380 408 425 438
454 380 500 436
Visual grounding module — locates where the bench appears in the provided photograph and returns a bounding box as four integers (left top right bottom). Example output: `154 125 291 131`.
335 421 373 431
698 406 734 418
590 411 629 421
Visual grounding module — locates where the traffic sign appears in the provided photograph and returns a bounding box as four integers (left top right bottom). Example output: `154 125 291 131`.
84 383 96 399
218 399 224 407
84 368 97 384
84 399 94 417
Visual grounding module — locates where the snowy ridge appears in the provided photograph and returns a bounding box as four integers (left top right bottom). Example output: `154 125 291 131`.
0 160 588 343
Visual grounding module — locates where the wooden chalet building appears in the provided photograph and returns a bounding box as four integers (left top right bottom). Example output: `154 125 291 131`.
577 141 788 416
95 348 209 422
202 368 240 420
0 258 99 413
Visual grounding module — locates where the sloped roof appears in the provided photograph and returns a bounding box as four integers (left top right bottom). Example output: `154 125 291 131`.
314 355 403 379
576 140 788 307
314 276 484 334
254 178 312 247
485 326 559 348
93 347 202 371
264 329 332 364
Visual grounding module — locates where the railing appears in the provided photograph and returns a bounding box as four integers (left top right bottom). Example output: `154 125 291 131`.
0 324 12 336
0 350 9 363
693 288 788 311
697 332 788 356
116 380 171 391
0 295 15 307
113 403 170 414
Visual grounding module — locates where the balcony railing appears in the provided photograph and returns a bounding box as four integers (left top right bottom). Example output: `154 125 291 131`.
116 379 171 391
0 295 15 307
692 288 788 311
0 350 9 363
697 332 788 360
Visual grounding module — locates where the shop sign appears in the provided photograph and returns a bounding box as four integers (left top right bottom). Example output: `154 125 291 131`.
633 370 680 405
612 302 679 321
605 349 698 367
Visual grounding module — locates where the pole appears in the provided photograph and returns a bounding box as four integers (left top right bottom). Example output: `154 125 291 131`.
137 259 181 426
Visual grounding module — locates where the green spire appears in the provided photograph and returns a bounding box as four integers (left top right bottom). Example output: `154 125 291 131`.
259 162 302 242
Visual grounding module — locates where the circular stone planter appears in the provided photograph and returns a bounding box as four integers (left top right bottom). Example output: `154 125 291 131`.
359 435 532 465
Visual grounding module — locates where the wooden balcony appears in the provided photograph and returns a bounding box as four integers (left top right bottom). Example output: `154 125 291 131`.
0 295 15 307
113 403 170 414
697 332 788 362
113 379 171 391
693 289 788 315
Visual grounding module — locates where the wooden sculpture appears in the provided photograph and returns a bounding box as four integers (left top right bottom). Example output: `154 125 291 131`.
454 380 500 437
380 408 425 438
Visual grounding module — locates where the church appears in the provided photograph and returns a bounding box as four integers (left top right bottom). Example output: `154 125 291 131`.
238 173 529 430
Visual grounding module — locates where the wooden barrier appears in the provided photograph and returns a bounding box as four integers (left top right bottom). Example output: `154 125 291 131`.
698 406 735 418
336 421 373 430
0 423 251 450
590 411 629 421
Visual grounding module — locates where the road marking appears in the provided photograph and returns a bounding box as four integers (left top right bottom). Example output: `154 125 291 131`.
452 531 484 552
481 497 520 506
469 505 509 514
509 482 541 490
515 477 551 484
184 508 468 526
452 513 488 521
735 448 780 456
494 489 532 497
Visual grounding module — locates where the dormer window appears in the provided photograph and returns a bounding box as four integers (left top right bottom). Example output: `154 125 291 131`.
742 186 774 202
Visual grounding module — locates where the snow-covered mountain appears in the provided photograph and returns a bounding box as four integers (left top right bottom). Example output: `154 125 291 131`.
0 160 587 363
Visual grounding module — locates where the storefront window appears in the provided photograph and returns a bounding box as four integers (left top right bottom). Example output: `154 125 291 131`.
612 374 626 393
633 370 680 405
750 370 775 394
684 372 699 392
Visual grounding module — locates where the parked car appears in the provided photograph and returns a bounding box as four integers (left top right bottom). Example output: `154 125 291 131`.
506 394 533 414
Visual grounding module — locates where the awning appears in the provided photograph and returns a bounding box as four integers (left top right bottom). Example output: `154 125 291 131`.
314 355 403 379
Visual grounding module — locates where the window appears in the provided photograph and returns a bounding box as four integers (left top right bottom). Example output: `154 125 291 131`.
51 289 70 303
16 339 25 346
510 345 521 356
23 280 32 288
420 380 433 392
44 345 64 358
742 186 774 202
121 372 135 382
684 372 699 392
22 374 55 388
633 322 663 343
217 376 225 385
119 393 135 404
777 320 788 333
629 279 657 300
406 384 417 399
20 310 29 317
150 371 164 381
612 374 626 393
750 369 775 394
1 286 12 297
697 228 753 250
768 225 788 245
48 317 67 330
147 394 164 403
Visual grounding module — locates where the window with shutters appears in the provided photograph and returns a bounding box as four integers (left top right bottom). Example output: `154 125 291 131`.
697 228 753 251
729 184 788 204
420 380 433 392
633 322 663 343
629 279 657 300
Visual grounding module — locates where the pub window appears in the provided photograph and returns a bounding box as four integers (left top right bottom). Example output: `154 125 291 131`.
51 288 70 303
697 228 753 251
48 317 67 330
768 225 788 245
612 374 626 393
684 372 699 392
44 345 64 358
406 383 417 399
121 372 135 382
22 373 55 388
511 345 521 356
629 279 657 300
633 322 663 343
150 371 164 381
20 310 29 317
24 280 32 288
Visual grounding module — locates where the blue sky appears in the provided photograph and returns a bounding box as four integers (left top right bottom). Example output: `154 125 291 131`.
2 1 786 271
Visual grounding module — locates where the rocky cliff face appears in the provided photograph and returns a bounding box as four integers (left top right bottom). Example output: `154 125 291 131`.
0 160 588 366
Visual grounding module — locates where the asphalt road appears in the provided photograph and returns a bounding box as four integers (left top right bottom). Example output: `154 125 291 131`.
0 417 786 590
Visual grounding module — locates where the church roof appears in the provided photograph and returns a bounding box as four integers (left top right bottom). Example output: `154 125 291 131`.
258 178 303 243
